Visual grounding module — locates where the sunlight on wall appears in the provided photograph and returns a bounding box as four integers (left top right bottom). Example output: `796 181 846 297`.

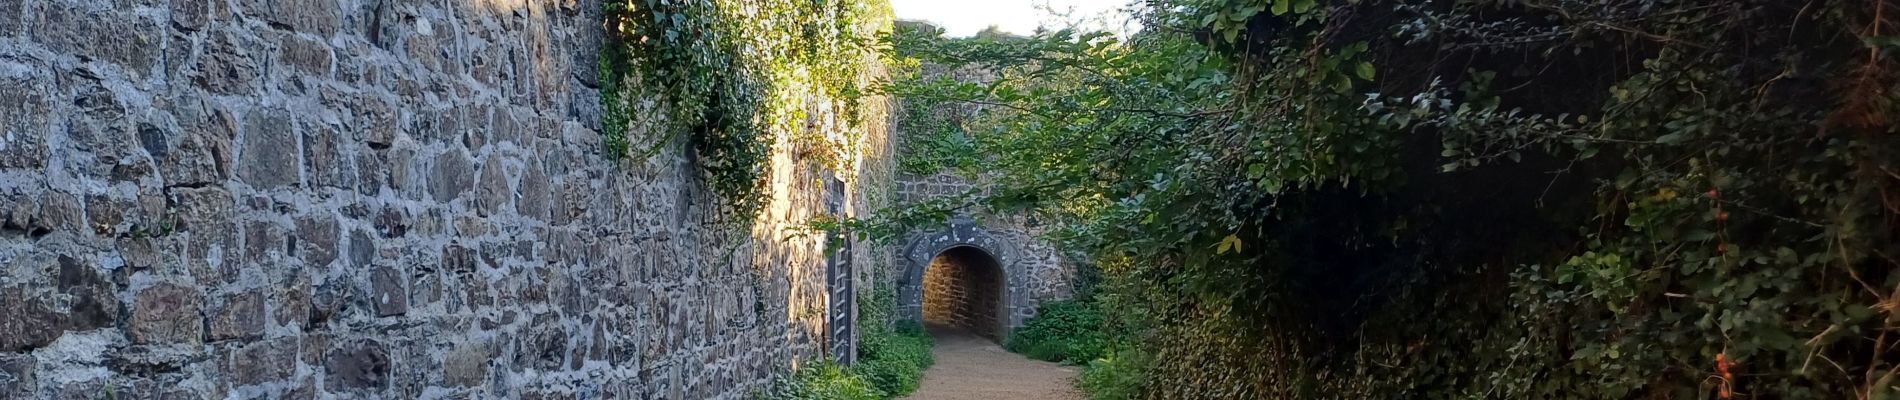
466 0 528 13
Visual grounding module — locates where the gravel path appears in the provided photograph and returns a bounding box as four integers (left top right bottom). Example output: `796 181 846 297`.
903 327 1085 400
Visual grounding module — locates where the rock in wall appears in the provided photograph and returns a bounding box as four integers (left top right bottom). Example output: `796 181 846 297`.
0 0 893 398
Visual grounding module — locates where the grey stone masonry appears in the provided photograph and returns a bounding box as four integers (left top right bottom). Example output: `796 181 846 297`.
0 0 897 398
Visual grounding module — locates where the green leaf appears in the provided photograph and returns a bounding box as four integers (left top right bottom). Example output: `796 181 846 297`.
1216 234 1244 254
1271 0 1290 16
1355 61 1376 80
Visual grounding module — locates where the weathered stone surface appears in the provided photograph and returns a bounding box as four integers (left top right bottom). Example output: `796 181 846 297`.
353 96 397 149
476 157 510 216
158 101 236 187
371 266 407 317
38 191 85 236
442 343 488 387
241 0 341 38
429 150 474 202
347 229 375 267
302 123 348 189
276 34 333 78
34 6 161 74
516 162 551 220
239 109 300 189
296 215 338 267
56 256 118 332
273 275 310 328
0 82 49 170
0 287 62 351
169 0 211 31
240 220 286 270
208 291 264 341
0 353 34 397
323 341 389 391
130 283 203 345
198 32 261 94
230 338 294 386
0 0 21 36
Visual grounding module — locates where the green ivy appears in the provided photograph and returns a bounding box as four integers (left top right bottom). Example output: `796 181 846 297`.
601 0 886 216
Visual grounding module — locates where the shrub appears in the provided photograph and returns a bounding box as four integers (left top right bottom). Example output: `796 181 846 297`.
760 362 883 400
854 320 934 396
1005 299 1106 364
1079 349 1148 400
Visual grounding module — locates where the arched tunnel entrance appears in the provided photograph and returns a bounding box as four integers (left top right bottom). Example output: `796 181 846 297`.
922 246 1008 340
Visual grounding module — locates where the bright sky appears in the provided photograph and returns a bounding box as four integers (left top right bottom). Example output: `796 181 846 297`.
890 0 1132 37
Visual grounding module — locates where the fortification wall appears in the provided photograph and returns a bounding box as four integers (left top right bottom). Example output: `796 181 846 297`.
0 0 893 398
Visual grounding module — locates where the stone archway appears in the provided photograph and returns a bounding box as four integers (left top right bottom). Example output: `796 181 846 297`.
900 216 1024 339
922 246 1007 339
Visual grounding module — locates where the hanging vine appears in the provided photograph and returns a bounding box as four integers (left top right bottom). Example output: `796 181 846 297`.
600 0 885 216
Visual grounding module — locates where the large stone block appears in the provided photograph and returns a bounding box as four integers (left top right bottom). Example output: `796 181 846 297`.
476 157 511 216
347 229 375 267
169 0 214 31
229 337 295 386
238 0 340 38
157 100 237 187
323 340 389 391
516 164 551 221
296 215 338 268
371 265 407 316
0 0 21 36
0 81 50 170
0 287 62 351
429 150 475 202
239 108 301 189
130 282 203 345
56 256 118 332
275 33 334 78
0 353 34 397
442 342 489 387
302 123 349 189
196 32 262 94
33 6 161 75
207 290 264 341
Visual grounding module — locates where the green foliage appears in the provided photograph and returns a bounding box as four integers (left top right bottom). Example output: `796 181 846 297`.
851 286 935 398
763 284 934 400
876 0 1900 398
853 321 933 396
1079 349 1149 400
1005 299 1107 364
759 362 884 400
601 0 886 216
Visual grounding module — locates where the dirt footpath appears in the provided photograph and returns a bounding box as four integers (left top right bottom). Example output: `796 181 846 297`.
903 328 1085 400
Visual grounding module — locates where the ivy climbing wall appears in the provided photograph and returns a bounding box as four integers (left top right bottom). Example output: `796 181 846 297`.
0 0 896 398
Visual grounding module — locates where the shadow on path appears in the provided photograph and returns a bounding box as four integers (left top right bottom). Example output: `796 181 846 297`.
903 325 1084 400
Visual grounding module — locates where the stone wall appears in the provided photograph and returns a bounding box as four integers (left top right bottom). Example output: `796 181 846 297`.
889 56 1077 331
920 247 1003 339
0 0 893 398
